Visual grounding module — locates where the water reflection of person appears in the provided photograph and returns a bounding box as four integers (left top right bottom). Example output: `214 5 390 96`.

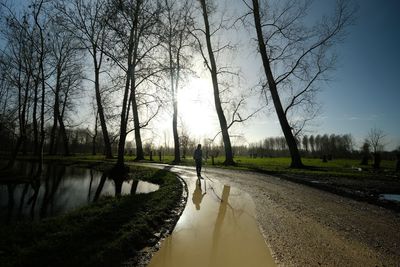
192 182 206 210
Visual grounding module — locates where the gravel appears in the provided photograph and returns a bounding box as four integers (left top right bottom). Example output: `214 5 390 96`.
203 167 400 266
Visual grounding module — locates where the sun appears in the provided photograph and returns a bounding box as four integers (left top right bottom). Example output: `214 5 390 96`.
178 77 219 140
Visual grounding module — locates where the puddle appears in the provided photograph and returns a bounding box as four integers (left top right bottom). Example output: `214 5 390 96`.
379 194 400 202
148 170 276 267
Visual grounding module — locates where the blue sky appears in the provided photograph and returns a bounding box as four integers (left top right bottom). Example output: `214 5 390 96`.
314 0 400 149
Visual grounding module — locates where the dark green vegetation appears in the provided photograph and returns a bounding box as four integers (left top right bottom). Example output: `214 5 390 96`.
0 165 183 267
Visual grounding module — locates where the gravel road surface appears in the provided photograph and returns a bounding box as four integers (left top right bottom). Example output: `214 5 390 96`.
201 167 400 266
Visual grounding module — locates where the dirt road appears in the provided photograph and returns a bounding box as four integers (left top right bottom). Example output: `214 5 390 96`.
199 166 400 266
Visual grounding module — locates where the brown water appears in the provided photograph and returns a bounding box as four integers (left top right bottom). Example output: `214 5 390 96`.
148 168 276 267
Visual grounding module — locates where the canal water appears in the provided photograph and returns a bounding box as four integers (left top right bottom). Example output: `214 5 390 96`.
0 162 158 223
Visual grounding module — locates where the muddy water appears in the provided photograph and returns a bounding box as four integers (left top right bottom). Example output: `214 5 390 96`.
148 167 276 267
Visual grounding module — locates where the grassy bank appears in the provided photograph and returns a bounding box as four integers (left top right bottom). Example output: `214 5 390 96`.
0 165 184 267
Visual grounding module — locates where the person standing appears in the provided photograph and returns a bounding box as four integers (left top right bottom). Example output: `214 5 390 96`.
193 144 203 178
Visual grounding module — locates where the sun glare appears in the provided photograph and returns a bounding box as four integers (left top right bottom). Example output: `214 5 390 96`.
178 77 219 139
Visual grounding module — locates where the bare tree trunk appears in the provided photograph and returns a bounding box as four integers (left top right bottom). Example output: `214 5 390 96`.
48 121 58 155
115 29 134 168
168 23 180 164
36 0 46 177
32 79 40 155
6 62 28 169
93 55 113 158
131 78 144 161
172 93 180 163
169 45 180 163
48 88 59 155
92 112 98 155
199 0 234 166
251 0 303 168
57 114 70 156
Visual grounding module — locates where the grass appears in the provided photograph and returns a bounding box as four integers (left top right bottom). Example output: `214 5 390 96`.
0 165 183 267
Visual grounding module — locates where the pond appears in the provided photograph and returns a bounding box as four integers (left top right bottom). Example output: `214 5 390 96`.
0 162 159 223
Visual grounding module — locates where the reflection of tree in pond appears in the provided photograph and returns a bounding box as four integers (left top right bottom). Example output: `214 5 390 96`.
130 180 139 195
18 183 30 219
28 179 41 220
40 165 66 218
88 169 95 201
93 172 108 202
113 177 124 197
1 163 156 222
109 166 130 197
192 182 206 210
6 184 16 224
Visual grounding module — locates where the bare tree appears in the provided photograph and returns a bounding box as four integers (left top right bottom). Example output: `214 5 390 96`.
161 0 194 163
106 0 163 169
46 21 83 156
0 2 47 169
31 0 50 175
366 127 386 169
246 0 356 168
194 0 235 165
366 127 386 155
55 0 114 159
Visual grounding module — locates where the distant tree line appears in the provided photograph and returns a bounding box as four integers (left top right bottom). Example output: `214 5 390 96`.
247 134 354 159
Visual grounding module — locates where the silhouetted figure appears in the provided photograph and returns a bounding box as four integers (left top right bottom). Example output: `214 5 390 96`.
192 182 206 210
193 144 203 178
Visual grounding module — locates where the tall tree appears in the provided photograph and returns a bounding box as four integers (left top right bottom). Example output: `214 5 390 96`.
55 0 114 158
107 0 163 168
0 4 41 169
196 0 234 165
47 21 83 156
32 0 49 176
248 0 356 168
162 0 193 163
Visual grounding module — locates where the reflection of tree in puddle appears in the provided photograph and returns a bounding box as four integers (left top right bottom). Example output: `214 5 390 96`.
210 185 245 266
211 185 230 248
192 182 206 210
